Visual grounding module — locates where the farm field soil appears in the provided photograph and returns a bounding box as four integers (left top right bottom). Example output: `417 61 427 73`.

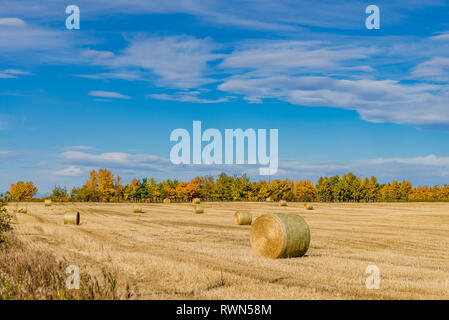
9 202 449 299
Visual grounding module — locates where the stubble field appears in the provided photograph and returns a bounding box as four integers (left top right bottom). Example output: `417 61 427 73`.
9 201 449 299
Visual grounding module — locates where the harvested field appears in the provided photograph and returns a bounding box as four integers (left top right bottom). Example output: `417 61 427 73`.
8 201 449 299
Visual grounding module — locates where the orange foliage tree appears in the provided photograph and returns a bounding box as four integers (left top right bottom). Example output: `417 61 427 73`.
9 181 38 201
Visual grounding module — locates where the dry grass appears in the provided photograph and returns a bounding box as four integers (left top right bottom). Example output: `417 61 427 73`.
0 233 131 300
8 201 449 299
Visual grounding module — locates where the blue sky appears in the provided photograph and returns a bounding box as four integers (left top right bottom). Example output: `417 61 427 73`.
2 0 449 193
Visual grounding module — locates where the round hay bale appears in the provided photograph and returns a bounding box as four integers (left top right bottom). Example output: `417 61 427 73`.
250 212 310 259
64 212 80 225
17 206 28 214
133 205 143 213
44 199 52 206
279 200 287 207
194 205 204 214
192 198 201 204
234 210 252 225
304 203 314 210
163 198 171 204
266 197 273 202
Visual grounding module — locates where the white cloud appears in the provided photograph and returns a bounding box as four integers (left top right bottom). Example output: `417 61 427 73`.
54 166 83 176
219 40 372 74
0 69 32 78
0 150 32 159
88 91 131 99
430 32 449 41
76 72 145 81
0 0 445 31
275 154 449 185
100 35 224 88
59 146 96 151
59 151 172 172
218 74 449 126
0 73 15 79
411 57 449 81
82 49 114 60
0 18 26 27
148 91 228 103
53 150 449 185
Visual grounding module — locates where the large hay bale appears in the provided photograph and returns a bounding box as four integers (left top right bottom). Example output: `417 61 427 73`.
133 205 143 213
250 212 310 259
304 203 314 210
64 212 80 225
44 199 52 206
279 200 287 207
234 210 252 225
193 205 204 214
163 198 171 204
266 197 273 202
192 198 201 204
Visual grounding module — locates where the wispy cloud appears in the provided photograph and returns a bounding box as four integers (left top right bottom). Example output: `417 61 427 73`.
97 35 224 88
1 0 446 31
0 18 26 27
0 69 32 78
411 57 449 81
54 166 83 176
58 146 97 151
88 91 131 99
219 40 372 74
53 150 449 185
219 75 449 126
148 91 228 103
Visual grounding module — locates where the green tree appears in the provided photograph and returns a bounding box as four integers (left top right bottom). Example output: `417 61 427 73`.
50 185 69 201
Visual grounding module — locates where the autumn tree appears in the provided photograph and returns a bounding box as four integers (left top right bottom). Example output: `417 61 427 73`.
9 181 38 201
293 180 316 201
316 177 333 202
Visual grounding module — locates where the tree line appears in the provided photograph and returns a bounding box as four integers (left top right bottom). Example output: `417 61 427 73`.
6 169 449 202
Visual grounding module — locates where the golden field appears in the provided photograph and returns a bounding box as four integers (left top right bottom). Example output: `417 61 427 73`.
8 201 449 299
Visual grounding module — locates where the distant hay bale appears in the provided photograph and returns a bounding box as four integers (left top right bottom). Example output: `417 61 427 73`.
279 200 287 206
234 210 252 225
266 197 273 202
250 212 310 259
15 204 27 213
17 206 27 214
192 198 201 204
193 205 204 214
304 203 314 210
64 212 80 225
133 205 143 213
163 198 171 204
44 199 52 206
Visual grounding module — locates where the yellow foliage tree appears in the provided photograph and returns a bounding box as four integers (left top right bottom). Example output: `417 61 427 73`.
9 181 38 201
293 180 316 201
